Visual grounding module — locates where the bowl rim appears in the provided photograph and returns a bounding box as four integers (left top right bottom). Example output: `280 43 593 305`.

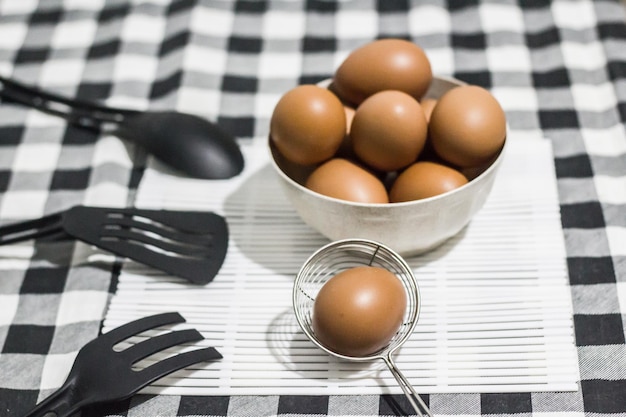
269 75 507 208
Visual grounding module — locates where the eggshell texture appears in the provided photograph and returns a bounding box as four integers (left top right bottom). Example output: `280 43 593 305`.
429 85 506 168
270 85 346 166
334 38 433 105
351 90 428 172
390 161 468 202
305 158 389 204
312 266 407 357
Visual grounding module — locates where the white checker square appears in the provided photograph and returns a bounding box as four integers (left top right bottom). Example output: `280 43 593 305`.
191 6 233 37
0 191 49 220
51 19 97 49
571 82 617 112
594 175 626 205
263 10 305 39
56 291 108 326
113 54 158 81
552 1 597 30
121 13 166 43
28 111 66 128
408 5 451 35
581 125 626 156
40 352 78 390
336 10 377 38
13 143 61 172
176 86 221 116
40 60 85 86
533 413 585 417
491 86 538 111
0 23 28 48
258 52 301 78
606 226 626 256
63 0 105 9
479 3 524 32
561 41 606 71
91 136 133 167
0 294 19 326
255 91 283 119
0 0 37 14
84 183 131 207
183 44 228 74
425 48 454 75
486 45 531 72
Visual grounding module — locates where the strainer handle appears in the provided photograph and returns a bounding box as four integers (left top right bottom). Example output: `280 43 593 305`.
383 355 433 417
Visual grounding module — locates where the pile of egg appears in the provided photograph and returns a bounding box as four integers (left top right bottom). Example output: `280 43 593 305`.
270 38 507 204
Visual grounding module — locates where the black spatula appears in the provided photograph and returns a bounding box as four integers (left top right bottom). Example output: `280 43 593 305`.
22 312 222 417
0 206 229 285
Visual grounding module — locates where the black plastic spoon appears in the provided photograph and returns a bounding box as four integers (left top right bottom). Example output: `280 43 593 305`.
0 76 244 179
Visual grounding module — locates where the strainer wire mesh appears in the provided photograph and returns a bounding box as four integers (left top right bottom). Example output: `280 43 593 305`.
293 239 431 417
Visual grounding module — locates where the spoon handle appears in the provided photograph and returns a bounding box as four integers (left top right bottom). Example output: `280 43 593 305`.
0 76 137 130
383 355 433 417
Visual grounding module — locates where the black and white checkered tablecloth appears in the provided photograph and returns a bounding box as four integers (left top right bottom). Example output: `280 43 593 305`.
0 0 625 416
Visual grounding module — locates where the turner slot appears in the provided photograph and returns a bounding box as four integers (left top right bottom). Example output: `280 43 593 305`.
105 212 215 246
101 227 211 258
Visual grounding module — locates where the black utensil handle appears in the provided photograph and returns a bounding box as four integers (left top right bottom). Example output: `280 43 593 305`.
22 383 80 417
0 212 68 245
0 76 138 129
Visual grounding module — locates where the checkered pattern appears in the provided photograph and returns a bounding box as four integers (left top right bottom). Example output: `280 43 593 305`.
0 0 624 416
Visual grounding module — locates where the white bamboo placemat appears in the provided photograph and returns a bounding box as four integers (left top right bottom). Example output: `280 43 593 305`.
103 138 580 395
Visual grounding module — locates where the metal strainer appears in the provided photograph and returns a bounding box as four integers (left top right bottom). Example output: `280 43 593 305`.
293 238 433 417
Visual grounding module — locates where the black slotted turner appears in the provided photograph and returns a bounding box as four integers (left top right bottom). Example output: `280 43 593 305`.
0 206 229 285
23 312 222 417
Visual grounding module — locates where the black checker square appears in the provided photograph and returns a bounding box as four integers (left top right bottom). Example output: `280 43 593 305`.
560 202 606 229
228 36 263 53
177 395 230 416
480 392 532 415
20 267 69 294
2 324 55 354
582 379 626 414
221 75 258 93
555 154 594 178
50 168 91 191
567 256 616 285
574 313 625 346
302 36 337 53
539 109 580 129
278 395 329 414
0 388 40 417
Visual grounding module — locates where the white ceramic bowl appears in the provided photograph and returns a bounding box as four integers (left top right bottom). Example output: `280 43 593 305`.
269 76 506 256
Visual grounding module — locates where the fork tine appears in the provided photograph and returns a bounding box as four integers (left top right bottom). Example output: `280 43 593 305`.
121 329 203 364
100 312 185 346
131 347 222 388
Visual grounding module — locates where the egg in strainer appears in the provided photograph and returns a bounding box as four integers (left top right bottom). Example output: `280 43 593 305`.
292 238 432 417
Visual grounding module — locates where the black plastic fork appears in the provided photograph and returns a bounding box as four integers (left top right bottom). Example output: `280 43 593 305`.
23 312 222 417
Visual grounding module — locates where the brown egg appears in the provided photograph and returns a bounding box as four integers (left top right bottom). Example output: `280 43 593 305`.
390 161 468 202
350 90 428 172
270 85 346 166
305 158 389 204
429 85 506 168
420 98 437 122
312 266 407 357
333 38 432 105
